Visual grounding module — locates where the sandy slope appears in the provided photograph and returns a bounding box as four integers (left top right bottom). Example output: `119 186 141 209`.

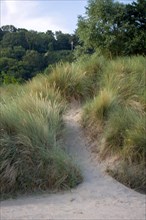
1 101 145 220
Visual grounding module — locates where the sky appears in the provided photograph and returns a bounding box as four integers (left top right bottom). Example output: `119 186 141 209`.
1 0 134 34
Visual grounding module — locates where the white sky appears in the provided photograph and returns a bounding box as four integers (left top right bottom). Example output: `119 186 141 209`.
0 0 134 34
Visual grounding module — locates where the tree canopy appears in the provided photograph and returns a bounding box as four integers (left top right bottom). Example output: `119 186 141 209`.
0 26 78 84
77 0 146 56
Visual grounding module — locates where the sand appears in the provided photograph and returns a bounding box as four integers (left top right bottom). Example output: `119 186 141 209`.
1 101 145 220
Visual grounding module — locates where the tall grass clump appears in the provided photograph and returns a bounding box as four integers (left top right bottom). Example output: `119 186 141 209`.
0 79 82 198
82 55 146 191
0 84 23 104
46 53 105 101
101 56 146 107
47 62 92 100
100 107 146 161
76 52 106 80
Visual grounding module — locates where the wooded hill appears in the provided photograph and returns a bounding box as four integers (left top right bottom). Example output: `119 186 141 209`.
0 25 78 84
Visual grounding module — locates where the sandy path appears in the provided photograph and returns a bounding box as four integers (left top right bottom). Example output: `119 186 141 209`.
1 102 145 220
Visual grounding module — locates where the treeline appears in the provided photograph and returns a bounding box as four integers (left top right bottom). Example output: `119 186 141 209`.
0 25 78 84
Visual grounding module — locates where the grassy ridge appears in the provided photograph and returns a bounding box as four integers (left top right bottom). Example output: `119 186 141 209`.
42 54 146 191
0 79 82 198
0 53 105 197
0 54 145 197
82 56 146 191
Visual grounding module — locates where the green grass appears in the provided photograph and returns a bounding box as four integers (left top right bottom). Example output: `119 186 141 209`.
47 62 92 100
0 84 23 104
82 55 146 191
107 161 146 193
1 53 145 196
46 55 105 101
101 56 146 107
0 78 82 198
100 107 146 161
83 89 117 124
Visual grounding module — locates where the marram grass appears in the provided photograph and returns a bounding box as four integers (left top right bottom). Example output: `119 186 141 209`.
0 53 145 196
82 55 146 191
0 81 82 198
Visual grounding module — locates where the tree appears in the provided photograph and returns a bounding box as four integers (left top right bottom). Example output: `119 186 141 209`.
0 46 25 60
0 29 4 41
121 0 146 54
77 0 146 56
1 31 28 49
1 25 17 33
0 57 21 82
55 31 71 50
22 50 45 78
46 30 56 51
0 25 80 84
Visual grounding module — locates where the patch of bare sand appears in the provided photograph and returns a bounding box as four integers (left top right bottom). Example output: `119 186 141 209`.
1 101 145 220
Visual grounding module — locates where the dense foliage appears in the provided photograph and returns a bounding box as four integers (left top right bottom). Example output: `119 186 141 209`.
0 25 78 84
77 0 146 56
